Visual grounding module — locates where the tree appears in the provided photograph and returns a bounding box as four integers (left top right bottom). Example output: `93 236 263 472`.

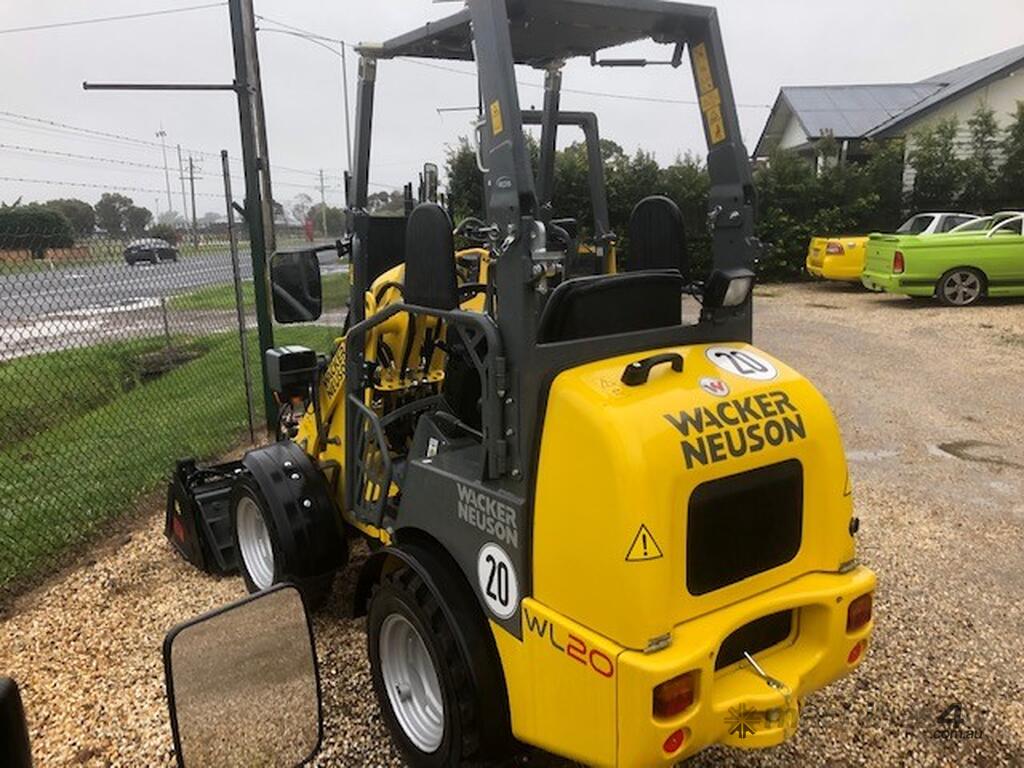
290 193 313 225
445 136 484 221
307 203 347 236
147 223 180 245
44 199 95 237
998 101 1024 211
94 192 134 235
158 210 185 227
0 205 75 258
367 190 406 215
960 104 1000 213
908 118 965 211
125 205 153 237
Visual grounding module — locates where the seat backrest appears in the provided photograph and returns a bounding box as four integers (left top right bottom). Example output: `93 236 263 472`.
366 216 407 284
403 203 459 310
626 196 688 275
537 271 683 344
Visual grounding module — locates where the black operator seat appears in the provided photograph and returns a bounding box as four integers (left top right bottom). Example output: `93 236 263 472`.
394 203 459 382
626 196 688 276
403 203 459 310
537 271 683 344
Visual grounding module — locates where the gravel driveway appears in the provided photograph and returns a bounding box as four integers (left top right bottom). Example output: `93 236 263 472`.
1 282 1021 767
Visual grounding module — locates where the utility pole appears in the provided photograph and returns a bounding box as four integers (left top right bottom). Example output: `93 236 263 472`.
176 144 189 227
319 169 328 236
83 0 280 432
156 126 174 214
340 42 353 174
188 155 200 249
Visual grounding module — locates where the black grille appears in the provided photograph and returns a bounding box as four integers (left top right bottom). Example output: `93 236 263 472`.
715 611 794 670
686 460 803 595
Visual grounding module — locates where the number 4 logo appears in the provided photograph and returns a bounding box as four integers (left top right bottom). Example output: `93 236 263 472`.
937 703 964 729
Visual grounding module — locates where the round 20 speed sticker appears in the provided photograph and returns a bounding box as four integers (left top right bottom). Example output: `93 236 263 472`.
705 346 778 381
477 543 520 620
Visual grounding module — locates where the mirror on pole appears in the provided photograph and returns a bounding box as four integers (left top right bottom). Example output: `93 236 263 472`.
164 585 322 767
271 249 324 324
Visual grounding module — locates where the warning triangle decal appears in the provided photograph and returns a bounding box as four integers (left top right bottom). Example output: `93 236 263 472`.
625 524 664 562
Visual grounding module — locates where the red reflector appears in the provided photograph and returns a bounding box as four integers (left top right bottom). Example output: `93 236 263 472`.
893 251 905 274
171 515 186 542
826 241 845 255
847 592 873 632
848 639 867 664
663 728 688 754
653 672 696 719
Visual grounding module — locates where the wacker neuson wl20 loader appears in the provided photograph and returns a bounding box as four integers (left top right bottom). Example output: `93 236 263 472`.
163 1 876 765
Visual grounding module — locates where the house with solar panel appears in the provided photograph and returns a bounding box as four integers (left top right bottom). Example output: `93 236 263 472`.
754 43 1024 185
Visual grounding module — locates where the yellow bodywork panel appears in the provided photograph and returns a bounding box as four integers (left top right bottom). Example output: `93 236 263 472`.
492 343 872 766
533 343 854 650
807 236 868 281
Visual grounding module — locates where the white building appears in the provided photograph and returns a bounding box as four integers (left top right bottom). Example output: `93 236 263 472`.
754 43 1024 186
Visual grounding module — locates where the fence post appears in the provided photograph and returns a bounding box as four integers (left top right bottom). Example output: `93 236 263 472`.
222 150 257 443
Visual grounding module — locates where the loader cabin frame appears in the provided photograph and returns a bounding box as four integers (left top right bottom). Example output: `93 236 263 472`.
343 0 756 567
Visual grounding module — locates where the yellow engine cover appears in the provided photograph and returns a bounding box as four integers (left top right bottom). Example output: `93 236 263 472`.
532 343 856 651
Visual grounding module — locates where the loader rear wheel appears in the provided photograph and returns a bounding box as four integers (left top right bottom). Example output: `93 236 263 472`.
230 478 335 609
368 566 482 767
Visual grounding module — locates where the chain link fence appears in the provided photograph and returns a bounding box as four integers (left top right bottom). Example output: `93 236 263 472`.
0 220 343 595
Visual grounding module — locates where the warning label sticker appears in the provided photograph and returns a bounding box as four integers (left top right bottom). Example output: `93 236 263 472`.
625 524 664 562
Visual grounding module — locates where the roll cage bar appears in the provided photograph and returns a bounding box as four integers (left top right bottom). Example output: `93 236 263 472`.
345 0 757 513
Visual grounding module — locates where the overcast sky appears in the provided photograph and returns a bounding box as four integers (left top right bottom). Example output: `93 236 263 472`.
3 0 1024 219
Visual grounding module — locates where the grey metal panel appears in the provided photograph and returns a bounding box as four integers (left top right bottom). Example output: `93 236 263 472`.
365 0 714 65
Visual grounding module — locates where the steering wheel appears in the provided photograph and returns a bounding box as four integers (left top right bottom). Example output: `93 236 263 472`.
454 217 492 244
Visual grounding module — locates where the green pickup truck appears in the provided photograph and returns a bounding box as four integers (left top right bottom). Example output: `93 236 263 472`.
862 212 1024 306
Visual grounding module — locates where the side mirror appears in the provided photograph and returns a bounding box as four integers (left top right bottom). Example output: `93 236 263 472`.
0 677 32 768
164 585 322 768
271 249 323 324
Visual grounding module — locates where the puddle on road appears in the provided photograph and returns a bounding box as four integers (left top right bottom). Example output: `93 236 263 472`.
929 440 1023 470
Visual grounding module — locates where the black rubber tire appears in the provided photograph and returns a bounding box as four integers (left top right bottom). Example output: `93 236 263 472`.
230 476 335 610
367 566 486 767
936 267 986 307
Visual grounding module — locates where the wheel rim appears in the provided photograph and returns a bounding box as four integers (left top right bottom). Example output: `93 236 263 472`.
943 271 981 305
379 613 444 753
235 496 275 590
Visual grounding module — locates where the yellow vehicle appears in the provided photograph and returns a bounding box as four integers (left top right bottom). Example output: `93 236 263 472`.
807 212 979 282
806 236 869 282
163 2 875 766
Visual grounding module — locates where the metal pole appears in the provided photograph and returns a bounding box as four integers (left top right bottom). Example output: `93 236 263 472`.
319 169 328 236
189 155 200 249
229 0 276 432
340 41 353 173
157 126 174 214
222 150 256 443
176 144 189 227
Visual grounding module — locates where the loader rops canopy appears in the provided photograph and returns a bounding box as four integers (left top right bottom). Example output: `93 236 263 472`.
362 0 715 65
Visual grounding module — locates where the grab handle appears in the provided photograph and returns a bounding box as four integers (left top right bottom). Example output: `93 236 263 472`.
620 353 683 387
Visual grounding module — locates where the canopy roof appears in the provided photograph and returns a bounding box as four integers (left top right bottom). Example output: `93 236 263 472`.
360 0 714 66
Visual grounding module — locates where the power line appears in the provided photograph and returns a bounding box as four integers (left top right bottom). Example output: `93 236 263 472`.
0 3 227 36
0 111 348 181
0 175 224 199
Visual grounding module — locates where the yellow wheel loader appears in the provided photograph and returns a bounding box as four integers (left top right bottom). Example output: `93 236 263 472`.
162 1 875 765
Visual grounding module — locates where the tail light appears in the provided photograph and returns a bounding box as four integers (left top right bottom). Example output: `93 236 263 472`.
653 671 697 719
893 251 905 274
847 592 873 632
825 242 845 255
